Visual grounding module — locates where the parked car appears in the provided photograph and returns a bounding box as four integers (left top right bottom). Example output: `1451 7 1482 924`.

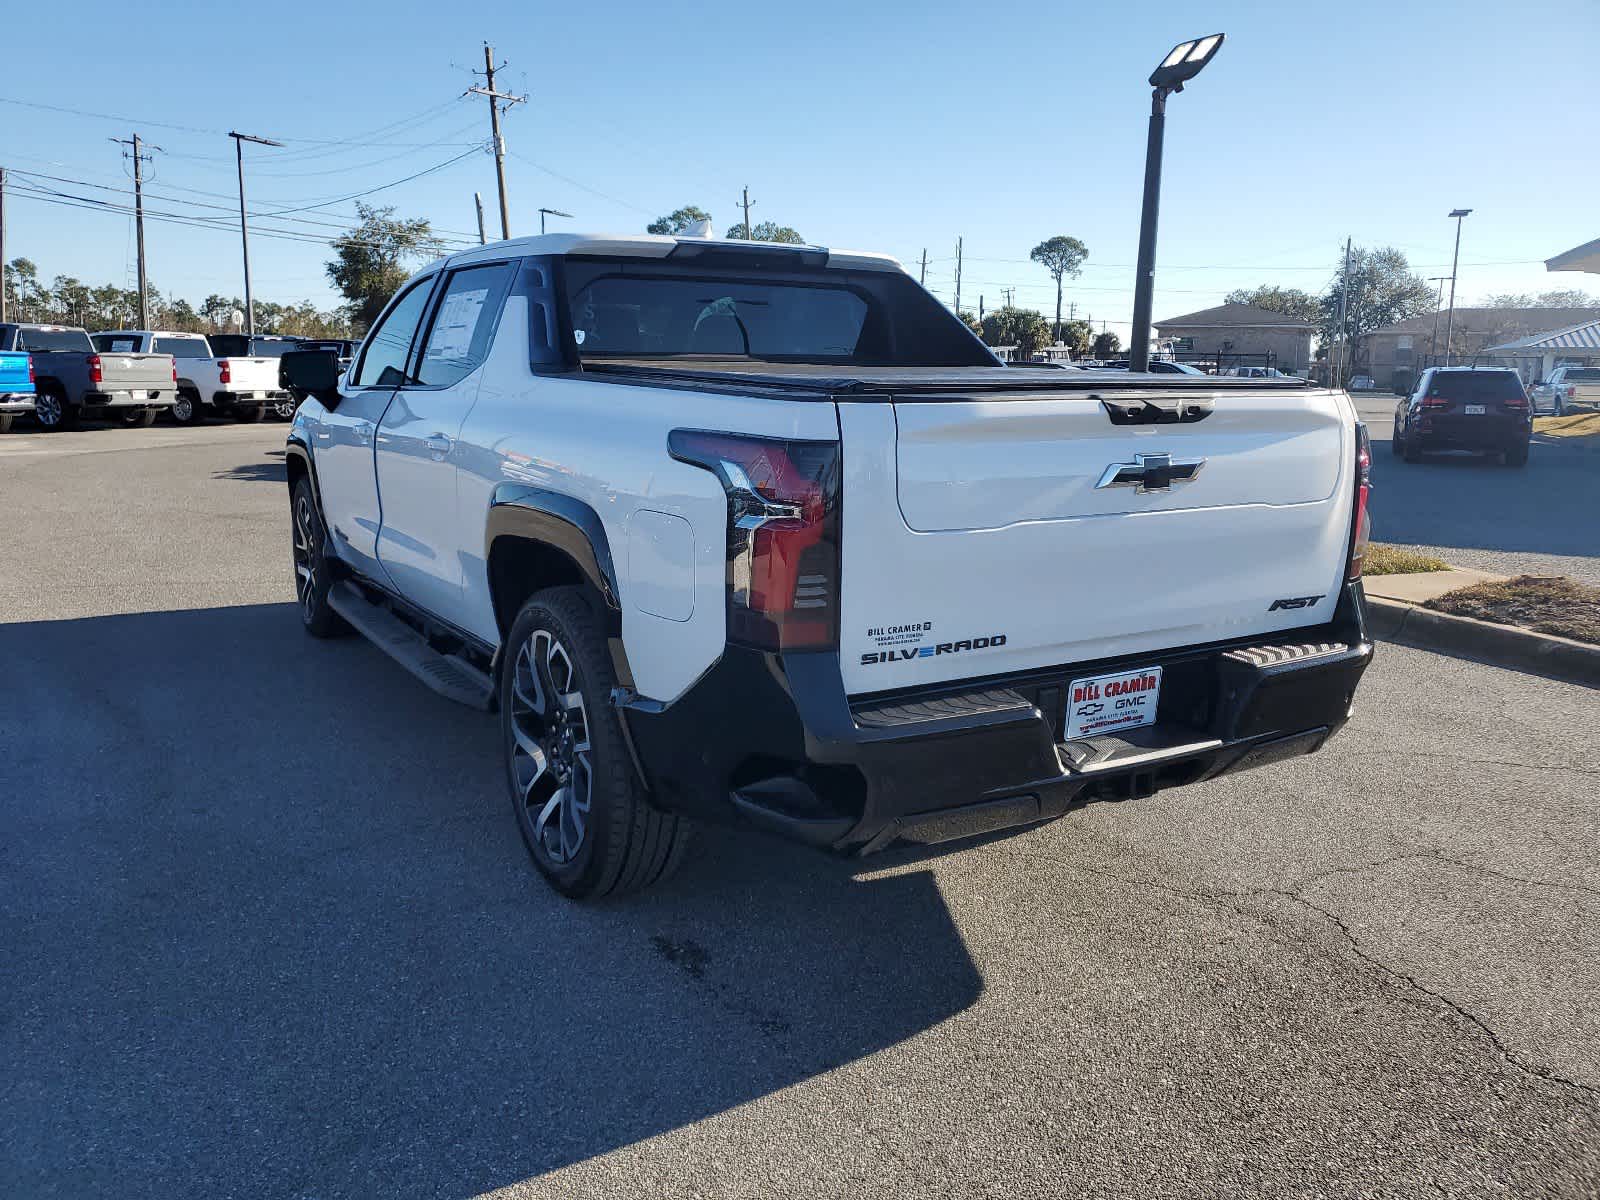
1529 365 1600 416
0 350 34 432
0 323 175 429
1392 366 1531 466
1224 366 1295 379
1348 375 1376 391
283 232 1374 900
91 330 291 425
1148 360 1207 376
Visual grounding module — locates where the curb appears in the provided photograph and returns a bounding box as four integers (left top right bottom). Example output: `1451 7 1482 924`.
1366 597 1600 689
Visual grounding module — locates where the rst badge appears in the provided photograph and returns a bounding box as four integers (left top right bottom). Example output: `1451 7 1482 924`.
1065 666 1163 739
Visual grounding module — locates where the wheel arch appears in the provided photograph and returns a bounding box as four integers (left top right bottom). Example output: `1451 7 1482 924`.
485 486 632 687
284 437 321 520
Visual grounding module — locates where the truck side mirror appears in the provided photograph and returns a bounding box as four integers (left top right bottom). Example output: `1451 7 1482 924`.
281 350 343 410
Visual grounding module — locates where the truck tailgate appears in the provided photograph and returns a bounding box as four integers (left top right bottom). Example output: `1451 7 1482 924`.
215 356 281 391
836 386 1357 695
96 352 174 390
0 352 31 395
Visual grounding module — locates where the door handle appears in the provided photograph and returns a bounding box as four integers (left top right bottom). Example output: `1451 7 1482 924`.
425 433 453 461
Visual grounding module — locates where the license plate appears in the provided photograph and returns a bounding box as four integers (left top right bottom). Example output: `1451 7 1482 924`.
1065 665 1162 740
1464 404 1486 415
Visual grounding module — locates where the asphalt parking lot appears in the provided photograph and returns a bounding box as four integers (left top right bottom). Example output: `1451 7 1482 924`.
3 424 1599 1199
1353 392 1600 586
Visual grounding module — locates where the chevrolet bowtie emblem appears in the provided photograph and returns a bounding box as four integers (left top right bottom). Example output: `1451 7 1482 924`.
1095 452 1206 494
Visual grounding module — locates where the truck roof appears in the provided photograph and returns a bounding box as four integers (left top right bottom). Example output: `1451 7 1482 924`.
430 232 903 276
91 329 208 338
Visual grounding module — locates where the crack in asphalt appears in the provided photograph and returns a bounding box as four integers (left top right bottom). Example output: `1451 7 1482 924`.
1012 843 1600 1103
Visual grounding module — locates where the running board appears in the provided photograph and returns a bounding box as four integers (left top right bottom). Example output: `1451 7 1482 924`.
328 582 494 710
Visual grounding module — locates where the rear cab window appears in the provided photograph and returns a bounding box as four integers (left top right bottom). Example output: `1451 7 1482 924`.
19 328 94 353
154 337 211 358
561 254 994 368
93 335 143 353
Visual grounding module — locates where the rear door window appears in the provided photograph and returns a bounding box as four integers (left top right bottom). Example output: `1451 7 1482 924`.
415 262 515 387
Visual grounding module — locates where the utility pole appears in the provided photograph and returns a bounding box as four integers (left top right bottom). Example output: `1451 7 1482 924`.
111 134 159 329
229 131 283 338
953 237 963 316
0 166 7 323
538 207 573 235
1444 208 1472 367
979 295 985 322
466 44 526 239
919 248 927 285
1333 237 1351 389
739 187 754 239
1426 276 1449 361
475 192 487 245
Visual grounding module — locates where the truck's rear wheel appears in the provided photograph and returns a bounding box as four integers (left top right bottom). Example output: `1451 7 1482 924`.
120 408 157 427
234 405 266 424
502 587 691 899
171 389 202 425
34 386 76 431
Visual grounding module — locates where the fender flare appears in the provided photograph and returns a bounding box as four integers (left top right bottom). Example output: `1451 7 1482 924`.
284 436 324 520
484 483 622 618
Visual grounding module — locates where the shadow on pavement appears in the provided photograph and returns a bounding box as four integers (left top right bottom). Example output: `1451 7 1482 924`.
0 603 982 1198
213 449 287 484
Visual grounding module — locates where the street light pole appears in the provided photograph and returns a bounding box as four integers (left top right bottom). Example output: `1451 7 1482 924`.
1426 276 1449 362
229 131 284 338
1128 34 1224 373
1443 208 1471 366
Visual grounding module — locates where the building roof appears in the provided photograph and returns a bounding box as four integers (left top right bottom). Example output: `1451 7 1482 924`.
1484 318 1600 353
1547 237 1600 275
1366 307 1600 339
1154 302 1313 330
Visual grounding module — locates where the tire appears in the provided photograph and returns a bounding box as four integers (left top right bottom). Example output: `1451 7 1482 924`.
1403 433 1423 463
234 404 266 424
33 385 76 431
120 408 157 427
170 389 202 425
1390 419 1403 457
1503 442 1529 468
0 414 11 434
502 586 692 900
290 478 350 638
1554 395 1568 417
271 394 298 421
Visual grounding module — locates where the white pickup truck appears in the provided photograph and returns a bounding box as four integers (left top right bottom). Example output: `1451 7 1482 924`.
92 330 290 424
282 233 1374 900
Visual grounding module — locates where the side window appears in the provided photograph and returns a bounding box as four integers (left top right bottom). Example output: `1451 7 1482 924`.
353 278 434 388
414 263 515 387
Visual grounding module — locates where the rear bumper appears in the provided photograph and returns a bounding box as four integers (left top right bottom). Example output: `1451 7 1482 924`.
624 583 1375 853
83 389 176 408
0 395 35 413
1411 411 1530 450
216 390 289 407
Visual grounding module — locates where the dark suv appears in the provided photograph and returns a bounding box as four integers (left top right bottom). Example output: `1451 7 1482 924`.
1393 367 1531 467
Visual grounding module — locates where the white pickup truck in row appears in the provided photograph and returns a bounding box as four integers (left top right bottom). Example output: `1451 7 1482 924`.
281 232 1375 900
92 330 290 424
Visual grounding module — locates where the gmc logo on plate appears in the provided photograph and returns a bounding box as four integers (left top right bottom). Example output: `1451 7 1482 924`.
1268 595 1324 611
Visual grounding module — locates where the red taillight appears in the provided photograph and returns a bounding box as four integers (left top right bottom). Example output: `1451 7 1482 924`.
669 430 841 651
1567 386 1577 400
1421 392 1448 408
27 356 34 383
1503 392 1528 410
171 361 178 383
218 359 231 385
87 354 102 386
1347 423 1372 582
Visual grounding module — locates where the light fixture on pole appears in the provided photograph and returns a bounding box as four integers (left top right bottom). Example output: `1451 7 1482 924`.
1128 34 1225 372
229 131 284 338
1443 208 1471 366
538 207 574 235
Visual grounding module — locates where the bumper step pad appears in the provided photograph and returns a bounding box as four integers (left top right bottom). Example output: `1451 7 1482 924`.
1222 641 1347 668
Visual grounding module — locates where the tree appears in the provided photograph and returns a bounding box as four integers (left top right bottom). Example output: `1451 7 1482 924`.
1029 236 1089 342
1059 319 1092 356
957 309 983 336
647 206 712 236
326 202 443 332
1223 284 1321 326
1320 246 1434 351
1091 330 1121 357
5 258 41 318
724 220 804 244
1481 288 1599 309
981 306 1052 358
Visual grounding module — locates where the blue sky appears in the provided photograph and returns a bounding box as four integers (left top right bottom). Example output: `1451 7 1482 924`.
4 0 1596 332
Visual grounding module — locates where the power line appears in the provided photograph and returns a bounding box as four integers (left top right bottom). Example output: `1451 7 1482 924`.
505 150 656 217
